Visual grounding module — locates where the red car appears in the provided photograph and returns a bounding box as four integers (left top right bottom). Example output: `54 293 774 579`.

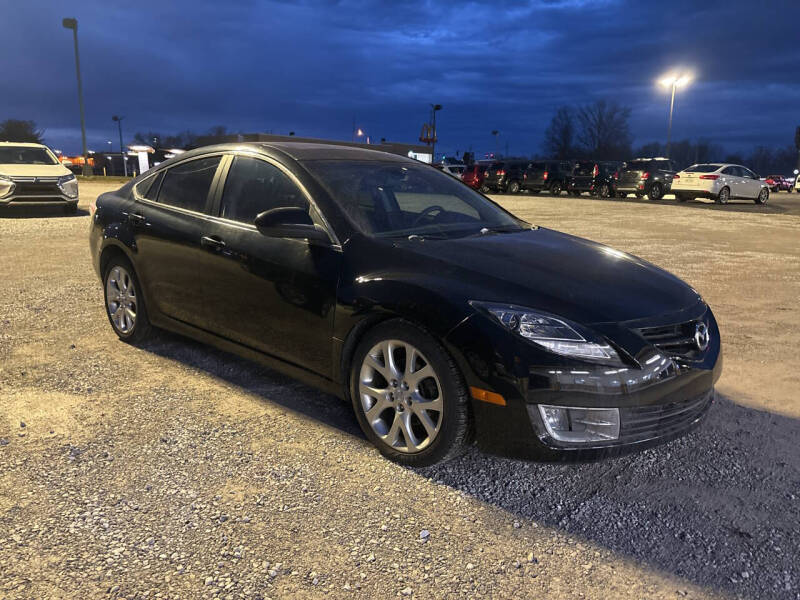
765 175 791 192
461 163 489 191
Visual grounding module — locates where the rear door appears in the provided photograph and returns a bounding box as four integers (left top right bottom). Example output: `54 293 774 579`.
571 161 594 190
132 154 224 329
720 166 740 197
738 166 762 198
198 153 341 377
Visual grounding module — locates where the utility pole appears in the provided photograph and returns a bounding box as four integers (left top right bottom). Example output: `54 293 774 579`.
62 18 92 175
112 115 127 177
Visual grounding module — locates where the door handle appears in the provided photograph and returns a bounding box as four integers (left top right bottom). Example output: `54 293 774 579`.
201 235 226 250
129 212 146 225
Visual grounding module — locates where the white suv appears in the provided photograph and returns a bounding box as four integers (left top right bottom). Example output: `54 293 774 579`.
671 163 769 205
0 142 79 212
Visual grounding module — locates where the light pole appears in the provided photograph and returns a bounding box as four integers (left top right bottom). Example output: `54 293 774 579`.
112 115 127 176
491 130 499 158
430 104 442 163
658 72 692 159
62 18 92 175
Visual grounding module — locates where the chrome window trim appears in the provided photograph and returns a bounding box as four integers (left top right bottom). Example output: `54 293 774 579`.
132 150 341 249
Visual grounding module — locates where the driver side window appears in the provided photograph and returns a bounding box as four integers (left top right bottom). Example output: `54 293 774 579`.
220 156 308 224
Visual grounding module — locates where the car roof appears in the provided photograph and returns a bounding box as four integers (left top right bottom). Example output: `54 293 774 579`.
0 141 49 148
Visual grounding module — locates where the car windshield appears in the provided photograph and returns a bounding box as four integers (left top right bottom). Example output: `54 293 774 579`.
0 146 59 165
684 164 722 173
303 160 527 238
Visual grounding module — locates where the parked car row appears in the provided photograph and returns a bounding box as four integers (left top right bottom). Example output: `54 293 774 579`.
456 156 780 205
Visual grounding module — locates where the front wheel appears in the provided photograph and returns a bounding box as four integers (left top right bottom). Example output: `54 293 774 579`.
598 184 611 198
755 187 769 204
507 180 520 194
103 257 152 343
350 320 471 467
550 182 562 196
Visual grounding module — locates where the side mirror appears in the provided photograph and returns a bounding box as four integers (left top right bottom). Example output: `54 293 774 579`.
254 207 330 244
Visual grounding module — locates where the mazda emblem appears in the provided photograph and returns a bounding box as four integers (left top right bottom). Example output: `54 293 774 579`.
694 322 709 351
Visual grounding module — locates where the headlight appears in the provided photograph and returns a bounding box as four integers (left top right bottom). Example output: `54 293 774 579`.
0 175 15 199
58 174 79 199
470 301 621 362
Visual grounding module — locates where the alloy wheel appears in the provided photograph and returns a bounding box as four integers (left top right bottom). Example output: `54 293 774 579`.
106 265 138 334
757 188 768 204
718 187 730 204
600 184 610 198
359 340 443 453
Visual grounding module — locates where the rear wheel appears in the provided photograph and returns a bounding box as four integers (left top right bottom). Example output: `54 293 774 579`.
507 180 520 194
550 182 562 196
350 320 471 467
103 257 152 343
599 184 611 198
616 192 627 198
716 186 730 205
675 193 689 202
647 183 664 200
755 187 769 204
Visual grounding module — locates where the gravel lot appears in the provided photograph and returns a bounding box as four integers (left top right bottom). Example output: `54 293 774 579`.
1 182 798 600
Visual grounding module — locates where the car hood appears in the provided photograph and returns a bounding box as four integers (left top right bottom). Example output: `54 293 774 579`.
0 163 72 177
394 227 700 325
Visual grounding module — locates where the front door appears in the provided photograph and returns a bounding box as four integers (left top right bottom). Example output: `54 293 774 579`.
198 154 341 377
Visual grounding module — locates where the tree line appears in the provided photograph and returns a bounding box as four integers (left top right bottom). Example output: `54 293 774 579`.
542 101 800 174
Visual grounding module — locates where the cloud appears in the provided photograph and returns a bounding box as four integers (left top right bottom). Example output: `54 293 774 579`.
2 0 798 157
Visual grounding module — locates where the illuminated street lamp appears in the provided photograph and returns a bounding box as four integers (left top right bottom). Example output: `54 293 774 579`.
62 17 92 175
658 72 692 159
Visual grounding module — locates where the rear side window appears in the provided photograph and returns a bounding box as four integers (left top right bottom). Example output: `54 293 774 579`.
721 166 737 175
134 171 164 200
654 160 674 171
684 164 720 173
574 162 594 176
157 156 221 212
220 156 307 224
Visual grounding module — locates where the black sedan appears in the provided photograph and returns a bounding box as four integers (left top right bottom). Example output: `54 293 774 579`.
89 142 722 466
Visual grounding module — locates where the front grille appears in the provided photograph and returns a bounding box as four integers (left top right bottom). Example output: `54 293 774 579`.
618 392 712 443
638 320 700 358
12 180 62 196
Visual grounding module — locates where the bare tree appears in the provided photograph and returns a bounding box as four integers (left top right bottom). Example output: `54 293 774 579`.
576 100 632 159
543 106 574 159
0 119 45 143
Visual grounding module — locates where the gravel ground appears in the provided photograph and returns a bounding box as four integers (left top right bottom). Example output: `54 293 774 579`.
1 182 798 599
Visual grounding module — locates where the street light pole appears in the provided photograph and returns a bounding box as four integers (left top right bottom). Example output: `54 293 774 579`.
430 104 442 163
62 18 91 175
666 82 676 159
491 130 499 158
112 115 127 177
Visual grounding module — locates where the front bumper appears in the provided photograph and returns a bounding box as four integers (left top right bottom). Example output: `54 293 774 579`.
0 178 77 206
444 300 722 460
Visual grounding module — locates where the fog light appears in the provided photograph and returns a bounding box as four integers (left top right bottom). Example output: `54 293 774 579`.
538 405 620 443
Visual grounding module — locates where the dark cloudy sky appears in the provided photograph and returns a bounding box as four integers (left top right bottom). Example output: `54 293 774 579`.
2 0 799 157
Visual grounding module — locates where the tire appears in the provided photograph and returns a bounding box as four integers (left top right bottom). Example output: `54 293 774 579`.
349 319 472 467
616 192 627 198
507 180 520 194
599 184 611 198
103 256 153 344
715 186 730 205
64 202 78 214
675 193 688 202
647 182 664 201
570 190 581 197
550 182 562 196
755 187 769 205
479 184 490 193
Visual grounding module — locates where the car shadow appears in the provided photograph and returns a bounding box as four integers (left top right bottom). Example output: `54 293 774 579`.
138 331 798 598
0 206 88 218
138 330 364 438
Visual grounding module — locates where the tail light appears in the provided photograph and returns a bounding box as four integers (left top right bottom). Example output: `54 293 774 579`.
592 164 599 177
543 171 549 181
699 174 719 180
641 172 650 180
613 171 618 180
497 170 506 176
672 174 680 179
